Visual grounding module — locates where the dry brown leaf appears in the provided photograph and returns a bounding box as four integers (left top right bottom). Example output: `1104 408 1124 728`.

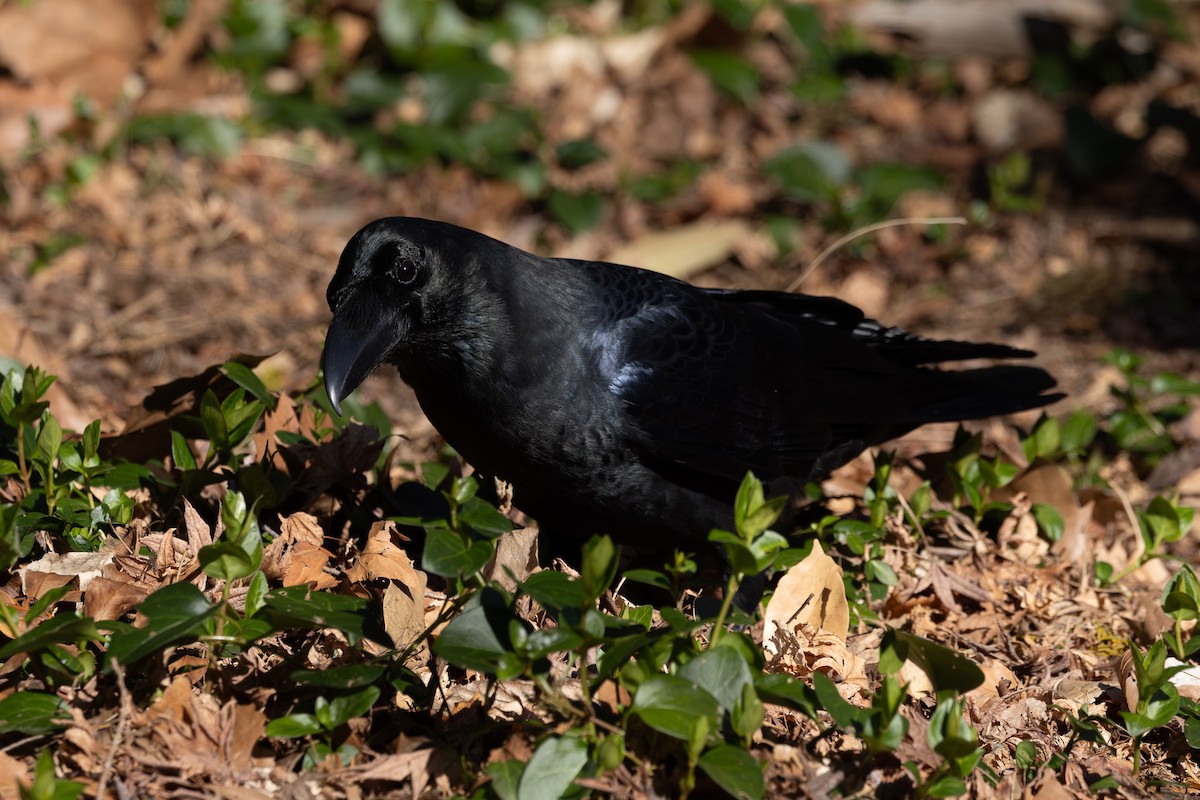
485 527 540 592
345 521 424 587
344 749 435 797
20 550 114 595
763 542 849 661
605 219 751 280
1032 771 1079 800
383 577 429 654
83 575 150 621
263 511 336 588
183 500 214 552
136 677 266 775
0 752 30 800
906 561 993 613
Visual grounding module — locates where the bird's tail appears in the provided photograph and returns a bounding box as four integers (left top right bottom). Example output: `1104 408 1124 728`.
903 364 1063 424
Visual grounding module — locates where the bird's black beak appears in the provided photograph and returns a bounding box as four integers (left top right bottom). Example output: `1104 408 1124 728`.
322 291 403 415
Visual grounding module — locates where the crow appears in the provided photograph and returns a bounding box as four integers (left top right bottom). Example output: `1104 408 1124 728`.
323 217 1061 554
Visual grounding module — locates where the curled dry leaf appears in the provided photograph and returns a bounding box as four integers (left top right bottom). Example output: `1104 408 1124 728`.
262 512 336 590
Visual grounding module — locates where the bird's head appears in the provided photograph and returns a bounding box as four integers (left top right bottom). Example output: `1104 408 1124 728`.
322 217 491 413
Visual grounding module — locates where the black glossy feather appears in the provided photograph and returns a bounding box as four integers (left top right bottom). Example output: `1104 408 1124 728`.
323 217 1062 548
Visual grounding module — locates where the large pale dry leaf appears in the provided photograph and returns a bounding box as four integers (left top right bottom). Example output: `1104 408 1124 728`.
605 219 751 280
0 752 30 800
763 542 849 659
851 0 1112 60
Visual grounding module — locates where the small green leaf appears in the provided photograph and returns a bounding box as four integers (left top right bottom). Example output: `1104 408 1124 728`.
105 583 218 669
486 760 524 800
36 414 62 463
633 674 720 741
689 50 760 103
556 139 608 170
0 691 71 734
582 535 618 602
422 527 493 578
697 745 765 800
522 570 586 611
325 687 381 728
221 361 276 410
547 189 605 234
517 735 589 800
433 588 519 676
1031 503 1064 543
265 713 323 738
880 629 984 694
199 389 229 450
678 646 754 717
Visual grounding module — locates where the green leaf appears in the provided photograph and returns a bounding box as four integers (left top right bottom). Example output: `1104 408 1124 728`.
698 745 765 800
1060 411 1097 454
422 526 493 578
433 588 519 676
199 539 261 582
1163 564 1200 621
1031 503 1065 543
265 713 323 738
0 614 105 661
486 760 524 800
547 189 605 234
36 414 62 463
457 497 512 539
678 646 754 717
522 570 586 611
517 735 589 800
754 673 819 718
764 141 850 202
1022 416 1057 461
880 629 984 694
325 686 381 728
556 139 608 170
170 430 197 472
709 529 758 575
105 583 218 669
632 674 720 741
621 568 671 591
582 535 618 602
81 419 101 461
258 586 372 641
689 50 760 103
928 693 979 760
221 361 276 410
0 691 70 734
199 389 229 450
291 663 388 690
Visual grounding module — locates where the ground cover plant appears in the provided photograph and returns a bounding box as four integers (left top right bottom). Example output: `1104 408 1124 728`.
1 1 1199 797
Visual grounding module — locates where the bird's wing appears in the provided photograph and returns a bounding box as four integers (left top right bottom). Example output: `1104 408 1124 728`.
584 270 916 487
583 271 1055 490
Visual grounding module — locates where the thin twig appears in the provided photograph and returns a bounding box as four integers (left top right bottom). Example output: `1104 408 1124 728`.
786 216 968 292
96 661 133 800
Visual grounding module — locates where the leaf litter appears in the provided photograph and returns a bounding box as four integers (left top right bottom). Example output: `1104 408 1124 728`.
1 1 1200 798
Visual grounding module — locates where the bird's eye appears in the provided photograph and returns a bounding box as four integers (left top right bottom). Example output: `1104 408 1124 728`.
394 257 419 285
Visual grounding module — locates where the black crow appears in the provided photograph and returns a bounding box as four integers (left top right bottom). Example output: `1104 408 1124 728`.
323 217 1060 550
